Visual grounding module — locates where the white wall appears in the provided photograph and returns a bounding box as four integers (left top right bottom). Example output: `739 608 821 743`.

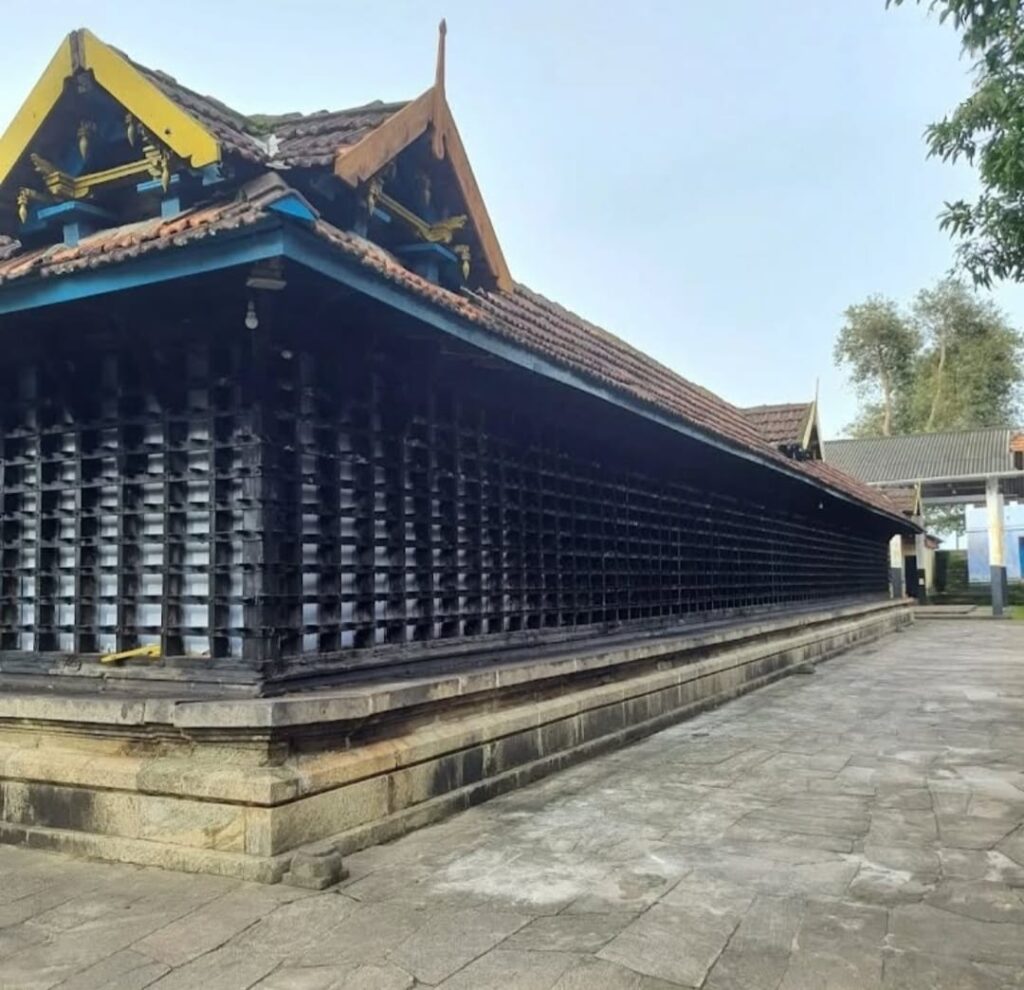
966 502 1024 582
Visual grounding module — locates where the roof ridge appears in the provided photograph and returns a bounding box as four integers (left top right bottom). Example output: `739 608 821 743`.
827 426 1018 443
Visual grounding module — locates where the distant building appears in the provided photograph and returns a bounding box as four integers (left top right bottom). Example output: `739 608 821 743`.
967 504 1024 582
824 427 1024 603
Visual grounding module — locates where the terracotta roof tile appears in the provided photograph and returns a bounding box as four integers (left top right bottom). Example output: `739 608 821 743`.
124 53 407 170
742 402 812 448
125 56 270 165
273 102 409 168
0 177 283 284
0 175 910 526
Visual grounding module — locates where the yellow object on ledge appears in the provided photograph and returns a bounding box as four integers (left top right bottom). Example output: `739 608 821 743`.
99 643 162 665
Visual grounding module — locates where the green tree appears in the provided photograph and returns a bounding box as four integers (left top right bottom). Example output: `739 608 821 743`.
834 296 920 436
906 279 1023 431
835 278 1023 535
888 1 1024 285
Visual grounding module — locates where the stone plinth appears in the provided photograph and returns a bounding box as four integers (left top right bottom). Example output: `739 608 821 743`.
0 600 911 883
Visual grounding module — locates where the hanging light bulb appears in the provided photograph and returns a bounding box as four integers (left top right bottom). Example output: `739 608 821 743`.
244 297 259 330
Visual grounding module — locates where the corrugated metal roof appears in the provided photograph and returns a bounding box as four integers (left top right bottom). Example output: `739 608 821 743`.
823 429 1021 483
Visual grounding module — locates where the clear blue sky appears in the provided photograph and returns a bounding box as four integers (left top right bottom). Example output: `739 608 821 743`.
3 1 1022 438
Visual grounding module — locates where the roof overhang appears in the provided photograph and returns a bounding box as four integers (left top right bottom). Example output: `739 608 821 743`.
0 216 914 532
0 29 220 191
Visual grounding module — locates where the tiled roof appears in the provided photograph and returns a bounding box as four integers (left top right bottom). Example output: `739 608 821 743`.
879 485 919 518
273 102 410 168
0 174 909 524
824 429 1023 483
742 402 812 448
125 54 408 168
125 55 269 164
0 178 282 284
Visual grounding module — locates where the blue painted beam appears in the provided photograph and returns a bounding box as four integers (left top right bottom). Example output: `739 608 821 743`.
136 175 181 195
395 242 458 263
21 200 116 235
37 201 115 222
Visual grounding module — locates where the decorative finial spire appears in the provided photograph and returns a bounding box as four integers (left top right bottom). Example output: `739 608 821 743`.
436 19 447 95
432 20 448 159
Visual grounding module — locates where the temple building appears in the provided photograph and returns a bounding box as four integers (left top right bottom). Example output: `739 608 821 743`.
0 29 916 883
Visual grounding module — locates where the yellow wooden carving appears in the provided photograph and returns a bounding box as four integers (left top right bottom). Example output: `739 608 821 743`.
30 145 167 199
0 29 220 196
376 190 467 244
0 36 74 188
16 187 47 224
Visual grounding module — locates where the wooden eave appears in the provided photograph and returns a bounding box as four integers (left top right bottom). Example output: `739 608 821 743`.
333 88 512 292
0 29 220 191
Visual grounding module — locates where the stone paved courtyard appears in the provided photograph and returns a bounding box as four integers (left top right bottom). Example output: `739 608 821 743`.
1 619 1022 990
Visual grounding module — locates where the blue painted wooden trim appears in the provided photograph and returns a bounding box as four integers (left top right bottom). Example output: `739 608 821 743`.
280 228 909 529
38 201 114 221
63 221 92 247
396 242 458 263
136 175 181 194
21 200 115 235
0 228 285 315
267 194 317 223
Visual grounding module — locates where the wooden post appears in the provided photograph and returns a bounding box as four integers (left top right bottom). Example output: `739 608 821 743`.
986 476 1006 617
889 534 904 600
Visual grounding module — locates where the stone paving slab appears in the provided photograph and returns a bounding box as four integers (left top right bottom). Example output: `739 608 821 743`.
1 620 1023 989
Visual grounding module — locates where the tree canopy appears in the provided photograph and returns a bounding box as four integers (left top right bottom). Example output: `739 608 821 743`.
835 279 1022 437
889 0 1024 284
834 297 920 436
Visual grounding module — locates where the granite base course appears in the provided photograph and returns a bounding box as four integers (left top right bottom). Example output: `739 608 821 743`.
0 600 911 883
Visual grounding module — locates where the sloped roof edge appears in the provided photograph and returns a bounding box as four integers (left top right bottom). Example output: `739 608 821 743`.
0 175 911 528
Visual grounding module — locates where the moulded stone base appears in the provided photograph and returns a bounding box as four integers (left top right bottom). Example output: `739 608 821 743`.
0 600 912 883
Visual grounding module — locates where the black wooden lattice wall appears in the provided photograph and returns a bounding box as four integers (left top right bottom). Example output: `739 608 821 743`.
0 310 890 667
